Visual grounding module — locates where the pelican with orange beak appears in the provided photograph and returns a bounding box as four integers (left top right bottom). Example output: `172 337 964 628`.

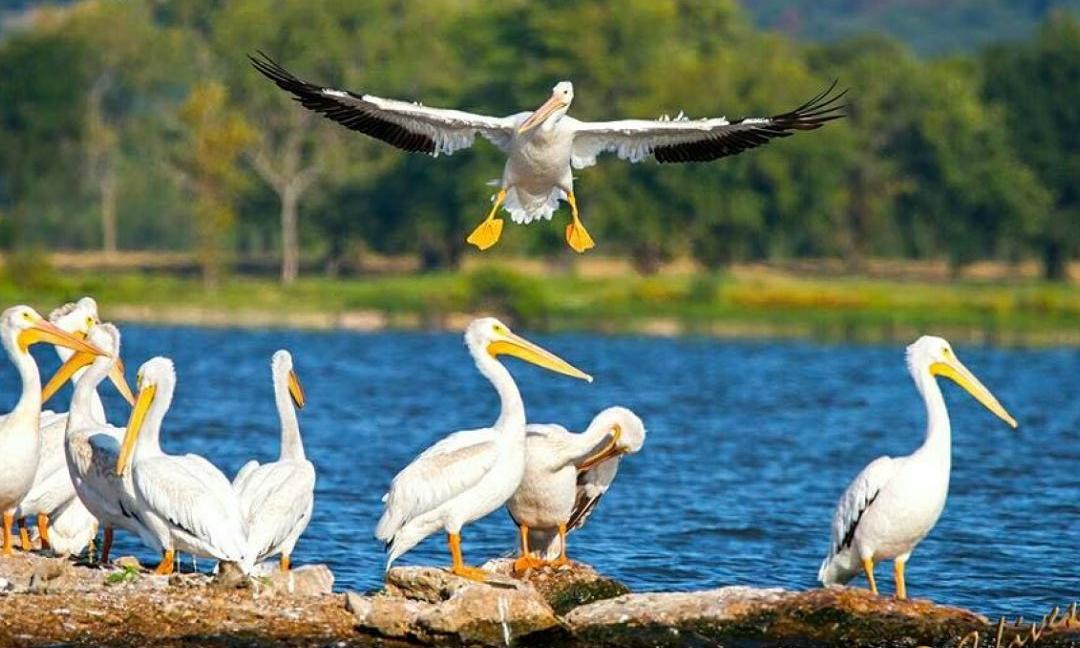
0 305 105 555
376 317 592 581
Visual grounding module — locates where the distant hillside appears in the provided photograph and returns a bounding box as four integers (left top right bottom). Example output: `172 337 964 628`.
745 0 1080 54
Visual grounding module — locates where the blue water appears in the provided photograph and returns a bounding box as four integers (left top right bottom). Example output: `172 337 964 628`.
7 325 1079 617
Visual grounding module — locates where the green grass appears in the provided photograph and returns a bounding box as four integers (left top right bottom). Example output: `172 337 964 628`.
1 267 1077 345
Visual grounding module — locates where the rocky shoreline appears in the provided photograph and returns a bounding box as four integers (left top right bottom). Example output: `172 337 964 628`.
1 553 1077 647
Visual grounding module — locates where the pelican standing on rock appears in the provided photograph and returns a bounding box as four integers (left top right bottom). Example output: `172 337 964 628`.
117 357 250 574
376 317 592 581
250 53 846 253
508 407 646 572
818 336 1018 599
233 350 315 572
0 305 104 555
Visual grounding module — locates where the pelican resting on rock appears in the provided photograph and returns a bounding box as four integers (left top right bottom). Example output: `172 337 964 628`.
818 336 1018 599
375 317 592 581
233 349 315 572
251 52 846 253
508 406 646 573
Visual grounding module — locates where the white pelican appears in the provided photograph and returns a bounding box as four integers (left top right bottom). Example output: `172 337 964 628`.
54 323 160 564
817 336 1018 599
16 297 133 553
0 305 104 555
117 357 250 574
375 317 592 581
250 53 846 253
233 349 314 572
507 406 646 573
39 497 99 558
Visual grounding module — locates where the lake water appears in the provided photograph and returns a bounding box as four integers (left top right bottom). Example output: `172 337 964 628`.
7 325 1079 617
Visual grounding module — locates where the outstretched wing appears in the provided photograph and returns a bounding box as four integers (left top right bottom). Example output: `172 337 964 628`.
250 52 518 155
825 455 898 559
569 81 847 168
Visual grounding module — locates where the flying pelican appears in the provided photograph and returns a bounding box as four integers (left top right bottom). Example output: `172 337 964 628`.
375 317 592 581
53 323 160 565
250 53 846 253
233 349 315 572
17 297 133 553
117 357 250 575
0 305 104 555
507 407 645 573
817 336 1018 600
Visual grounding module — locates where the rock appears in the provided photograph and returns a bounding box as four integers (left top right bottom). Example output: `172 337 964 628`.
482 558 631 615
27 558 73 594
113 556 141 570
349 566 561 646
255 564 335 598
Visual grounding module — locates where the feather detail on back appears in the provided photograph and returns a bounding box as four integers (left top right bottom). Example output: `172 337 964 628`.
818 455 897 584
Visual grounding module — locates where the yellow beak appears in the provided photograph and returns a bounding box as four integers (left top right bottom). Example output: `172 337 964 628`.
578 424 623 471
518 94 568 134
41 351 135 406
17 320 105 356
487 331 592 382
116 384 156 477
931 356 1018 429
288 370 306 409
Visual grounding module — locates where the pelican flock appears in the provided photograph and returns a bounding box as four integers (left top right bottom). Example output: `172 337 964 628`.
251 53 847 253
818 336 1017 599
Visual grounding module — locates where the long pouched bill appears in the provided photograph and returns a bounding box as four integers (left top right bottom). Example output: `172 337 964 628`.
518 94 568 134
17 319 105 356
41 351 136 406
288 370 306 409
487 332 592 382
116 384 157 477
931 358 1018 428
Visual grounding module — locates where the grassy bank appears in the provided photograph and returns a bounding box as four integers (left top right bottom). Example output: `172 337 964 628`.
0 266 1077 346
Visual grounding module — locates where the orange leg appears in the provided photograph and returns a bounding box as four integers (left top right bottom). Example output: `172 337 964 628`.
551 523 570 566
564 192 596 253
100 527 113 565
18 519 31 551
894 559 907 600
37 513 50 550
280 554 291 572
1 512 12 556
512 524 545 574
153 549 175 575
863 557 878 595
466 189 507 251
447 533 486 581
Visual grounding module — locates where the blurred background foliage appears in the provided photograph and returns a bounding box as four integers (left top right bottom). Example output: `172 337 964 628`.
0 0 1076 291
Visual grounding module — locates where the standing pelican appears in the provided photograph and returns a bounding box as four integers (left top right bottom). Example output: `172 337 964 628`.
117 357 250 574
55 323 159 564
16 297 132 552
0 305 104 555
233 350 315 572
376 317 592 581
818 336 1018 599
508 407 646 572
250 53 846 253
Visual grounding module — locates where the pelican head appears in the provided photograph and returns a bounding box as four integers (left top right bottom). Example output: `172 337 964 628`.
466 316 591 382
272 349 305 408
41 322 135 405
1 305 104 358
907 335 1018 429
117 357 175 476
49 297 99 337
578 406 646 470
518 81 574 134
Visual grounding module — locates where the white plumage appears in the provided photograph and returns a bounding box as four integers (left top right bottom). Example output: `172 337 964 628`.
375 317 592 580
818 336 1018 599
233 349 315 572
251 53 846 253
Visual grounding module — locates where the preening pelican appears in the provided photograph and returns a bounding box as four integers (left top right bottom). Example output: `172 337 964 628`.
818 336 1018 599
233 350 315 572
55 323 158 564
250 53 846 253
0 305 104 555
117 357 249 574
508 407 645 572
16 297 133 553
375 317 592 581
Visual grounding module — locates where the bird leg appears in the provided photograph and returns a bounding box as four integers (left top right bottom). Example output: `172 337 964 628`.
551 523 570 567
37 513 50 551
512 524 545 574
1 512 12 556
18 519 31 552
447 532 486 581
894 558 907 600
862 557 878 595
154 549 175 575
280 554 291 572
466 189 507 251
564 192 595 253
99 527 113 565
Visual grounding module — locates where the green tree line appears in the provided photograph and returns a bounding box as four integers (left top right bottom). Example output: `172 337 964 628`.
0 0 1076 285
